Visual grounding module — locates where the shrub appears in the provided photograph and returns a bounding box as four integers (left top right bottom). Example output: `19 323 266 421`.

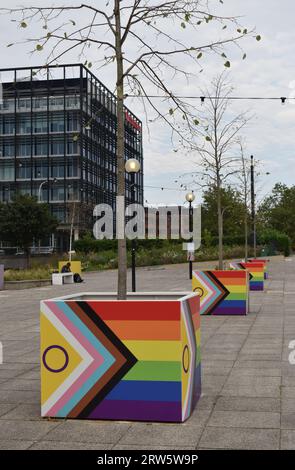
258 229 291 257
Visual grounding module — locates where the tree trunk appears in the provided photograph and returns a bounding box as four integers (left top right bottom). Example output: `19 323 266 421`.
217 185 223 270
115 0 127 299
25 247 31 269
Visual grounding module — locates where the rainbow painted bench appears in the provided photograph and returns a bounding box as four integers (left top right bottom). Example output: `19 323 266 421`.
229 262 265 291
192 270 249 316
40 292 201 423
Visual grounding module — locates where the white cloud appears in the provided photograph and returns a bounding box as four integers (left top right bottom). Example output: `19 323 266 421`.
0 0 294 204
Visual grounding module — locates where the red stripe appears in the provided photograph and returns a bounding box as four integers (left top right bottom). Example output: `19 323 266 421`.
87 300 181 321
211 271 247 278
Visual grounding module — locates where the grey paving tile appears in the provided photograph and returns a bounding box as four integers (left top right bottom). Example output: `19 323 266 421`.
29 441 112 450
215 397 280 413
0 440 34 450
281 413 295 429
0 420 60 441
282 387 295 398
119 423 203 447
199 427 280 450
44 421 132 445
281 430 295 449
0 378 39 391
0 404 17 418
0 389 39 404
207 410 280 429
0 404 40 421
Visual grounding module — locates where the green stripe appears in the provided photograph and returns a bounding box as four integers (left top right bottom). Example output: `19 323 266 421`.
226 293 247 301
123 361 181 382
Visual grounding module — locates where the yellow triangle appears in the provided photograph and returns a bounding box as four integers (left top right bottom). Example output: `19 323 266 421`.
192 277 210 300
40 312 83 404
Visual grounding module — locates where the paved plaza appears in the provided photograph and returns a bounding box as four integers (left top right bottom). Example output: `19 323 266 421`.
0 257 295 450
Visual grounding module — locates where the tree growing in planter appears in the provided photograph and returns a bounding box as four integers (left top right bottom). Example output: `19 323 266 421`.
0 195 58 268
1 2 259 297
177 73 252 268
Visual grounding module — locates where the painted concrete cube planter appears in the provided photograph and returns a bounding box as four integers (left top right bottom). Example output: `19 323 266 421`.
40 292 201 423
230 262 265 291
248 258 269 280
192 270 249 316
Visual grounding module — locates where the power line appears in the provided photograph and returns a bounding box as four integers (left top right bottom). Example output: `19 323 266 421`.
126 95 290 104
144 185 194 192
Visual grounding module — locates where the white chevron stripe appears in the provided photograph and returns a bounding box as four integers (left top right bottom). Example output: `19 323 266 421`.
41 301 93 416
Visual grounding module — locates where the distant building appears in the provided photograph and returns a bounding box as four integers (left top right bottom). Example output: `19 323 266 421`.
0 64 143 251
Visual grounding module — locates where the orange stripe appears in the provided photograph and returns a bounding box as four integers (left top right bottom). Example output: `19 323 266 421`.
104 320 181 341
222 279 247 286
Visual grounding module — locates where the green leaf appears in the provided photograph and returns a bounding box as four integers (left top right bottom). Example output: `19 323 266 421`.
221 52 227 58
224 61 231 68
36 44 43 51
256 35 262 41
243 29 248 34
181 22 186 29
243 53 247 60
185 13 191 22
193 119 200 125
20 21 27 28
205 136 211 142
70 20 76 26
237 28 242 33
169 108 174 115
197 52 203 59
88 62 92 68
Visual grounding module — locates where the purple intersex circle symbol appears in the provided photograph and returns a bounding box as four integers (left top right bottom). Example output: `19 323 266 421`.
182 345 190 373
42 345 69 373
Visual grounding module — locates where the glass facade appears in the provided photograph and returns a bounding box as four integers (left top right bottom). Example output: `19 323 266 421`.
0 64 144 241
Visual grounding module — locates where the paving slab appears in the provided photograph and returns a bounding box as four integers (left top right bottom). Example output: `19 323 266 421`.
0 256 294 450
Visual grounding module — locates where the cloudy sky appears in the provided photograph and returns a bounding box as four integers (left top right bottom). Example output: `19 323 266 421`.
0 0 294 205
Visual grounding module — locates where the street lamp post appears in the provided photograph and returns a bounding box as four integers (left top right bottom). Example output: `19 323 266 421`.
38 178 57 202
125 158 141 293
186 191 196 280
250 155 256 258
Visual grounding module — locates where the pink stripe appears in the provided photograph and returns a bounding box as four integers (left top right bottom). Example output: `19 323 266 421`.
198 273 217 310
44 301 105 415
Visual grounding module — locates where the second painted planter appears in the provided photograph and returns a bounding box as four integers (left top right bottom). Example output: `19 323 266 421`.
192 270 249 316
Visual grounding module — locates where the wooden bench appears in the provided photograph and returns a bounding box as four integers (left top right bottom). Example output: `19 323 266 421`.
52 272 74 286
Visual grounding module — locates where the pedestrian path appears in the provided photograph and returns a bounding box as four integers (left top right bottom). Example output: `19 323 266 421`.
0 257 294 449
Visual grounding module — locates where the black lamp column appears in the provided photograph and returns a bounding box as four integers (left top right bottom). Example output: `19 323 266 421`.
131 171 136 292
250 155 257 258
186 191 196 280
125 158 141 293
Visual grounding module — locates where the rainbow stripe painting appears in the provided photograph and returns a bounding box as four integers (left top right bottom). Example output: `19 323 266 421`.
230 262 265 291
248 258 269 279
40 293 201 423
192 270 249 316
